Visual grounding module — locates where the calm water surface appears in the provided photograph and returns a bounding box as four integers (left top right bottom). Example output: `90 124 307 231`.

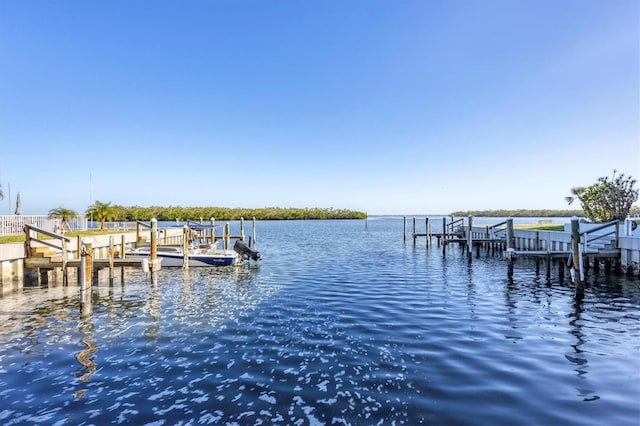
1 218 639 425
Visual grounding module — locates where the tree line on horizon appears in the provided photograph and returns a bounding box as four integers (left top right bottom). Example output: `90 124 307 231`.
449 209 586 218
74 203 367 229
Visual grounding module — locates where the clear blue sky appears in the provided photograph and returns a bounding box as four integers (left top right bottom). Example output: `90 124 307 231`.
1 0 638 215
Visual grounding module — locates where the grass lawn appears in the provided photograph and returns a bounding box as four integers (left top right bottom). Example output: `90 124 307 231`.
514 224 565 231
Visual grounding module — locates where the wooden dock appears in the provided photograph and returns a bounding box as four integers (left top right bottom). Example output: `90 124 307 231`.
403 215 633 294
24 257 161 269
21 222 168 287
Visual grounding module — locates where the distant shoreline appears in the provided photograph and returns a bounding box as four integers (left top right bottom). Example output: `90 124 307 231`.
448 209 584 218
369 210 584 218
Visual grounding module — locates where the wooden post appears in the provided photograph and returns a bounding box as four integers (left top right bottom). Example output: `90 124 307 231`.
240 217 245 241
109 236 115 283
121 234 126 284
506 218 514 250
403 216 406 242
535 231 540 272
467 215 473 262
24 225 32 258
505 218 514 277
485 226 490 252
82 238 93 288
412 217 416 246
546 252 551 278
183 225 189 269
252 217 257 248
425 217 430 248
150 218 158 269
210 217 216 245
120 235 126 258
571 216 584 299
62 237 68 286
80 248 92 318
442 217 447 254
225 222 231 250
79 248 86 292
136 222 140 248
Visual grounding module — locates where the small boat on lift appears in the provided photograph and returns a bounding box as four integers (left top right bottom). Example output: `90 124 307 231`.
127 240 262 267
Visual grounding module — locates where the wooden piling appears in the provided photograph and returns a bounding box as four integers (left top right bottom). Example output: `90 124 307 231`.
506 218 514 250
82 238 93 287
442 217 447 254
252 217 257 248
121 234 126 283
225 223 231 250
546 252 551 278
183 225 189 270
571 216 584 299
80 249 92 318
210 217 216 245
467 216 473 262
535 231 540 272
403 216 406 242
505 218 514 277
62 237 68 285
109 236 115 282
150 218 158 271
412 217 417 246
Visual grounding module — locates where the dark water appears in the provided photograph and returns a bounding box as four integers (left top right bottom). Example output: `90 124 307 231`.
1 218 639 425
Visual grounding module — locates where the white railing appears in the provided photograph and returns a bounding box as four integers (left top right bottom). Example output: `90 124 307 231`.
0 215 88 236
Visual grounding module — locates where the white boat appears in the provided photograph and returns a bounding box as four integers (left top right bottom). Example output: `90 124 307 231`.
127 240 261 267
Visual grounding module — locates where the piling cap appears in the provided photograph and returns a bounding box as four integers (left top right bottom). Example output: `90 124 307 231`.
571 216 579 221
81 237 93 245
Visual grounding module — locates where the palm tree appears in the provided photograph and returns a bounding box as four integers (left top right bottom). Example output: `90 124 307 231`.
48 207 78 233
565 186 595 221
86 201 116 230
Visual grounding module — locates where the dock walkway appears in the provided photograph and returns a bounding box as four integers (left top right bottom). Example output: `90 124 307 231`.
404 215 640 279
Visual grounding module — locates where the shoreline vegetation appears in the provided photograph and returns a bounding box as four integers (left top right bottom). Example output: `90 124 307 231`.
449 209 585 217
99 206 368 222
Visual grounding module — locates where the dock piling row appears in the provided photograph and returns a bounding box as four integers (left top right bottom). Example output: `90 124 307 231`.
406 215 635 297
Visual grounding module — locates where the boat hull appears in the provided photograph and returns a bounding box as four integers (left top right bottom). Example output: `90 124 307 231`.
127 247 241 267
157 251 239 267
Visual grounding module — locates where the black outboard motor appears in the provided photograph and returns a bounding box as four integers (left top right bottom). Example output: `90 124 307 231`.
233 240 263 261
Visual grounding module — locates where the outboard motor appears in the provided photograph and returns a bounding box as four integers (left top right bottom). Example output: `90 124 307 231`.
233 240 263 261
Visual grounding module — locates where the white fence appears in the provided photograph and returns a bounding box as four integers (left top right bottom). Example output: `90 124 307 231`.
0 215 88 236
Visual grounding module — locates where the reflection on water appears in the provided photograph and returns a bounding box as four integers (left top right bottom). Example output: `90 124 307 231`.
74 317 96 399
0 218 638 425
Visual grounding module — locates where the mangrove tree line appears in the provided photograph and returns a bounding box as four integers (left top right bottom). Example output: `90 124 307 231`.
85 203 366 223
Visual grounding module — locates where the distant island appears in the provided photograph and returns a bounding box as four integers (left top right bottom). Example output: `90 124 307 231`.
103 205 367 221
449 209 585 217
